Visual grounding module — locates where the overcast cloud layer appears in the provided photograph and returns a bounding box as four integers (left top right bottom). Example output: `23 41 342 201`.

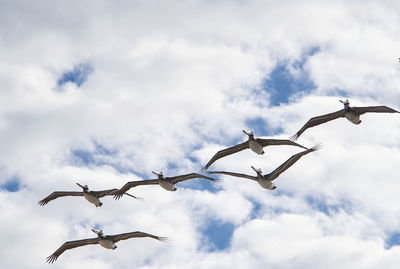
1 1 400 268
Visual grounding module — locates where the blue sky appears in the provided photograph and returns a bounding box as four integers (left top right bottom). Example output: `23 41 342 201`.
57 63 93 88
262 47 318 106
0 177 21 192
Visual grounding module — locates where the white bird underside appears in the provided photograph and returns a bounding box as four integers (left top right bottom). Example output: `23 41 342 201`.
113 173 216 199
38 184 137 207
291 100 399 140
83 193 102 207
46 230 168 263
207 144 321 189
204 130 308 170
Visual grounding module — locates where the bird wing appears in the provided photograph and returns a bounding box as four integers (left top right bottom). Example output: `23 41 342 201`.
203 141 249 170
46 238 99 264
256 138 308 149
167 173 216 184
91 188 120 198
207 171 257 181
267 144 321 181
113 179 159 200
352 105 399 115
290 109 345 140
38 191 84 206
109 231 168 243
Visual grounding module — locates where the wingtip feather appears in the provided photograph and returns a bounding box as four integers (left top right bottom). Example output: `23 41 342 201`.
311 143 323 151
46 255 57 264
289 133 299 141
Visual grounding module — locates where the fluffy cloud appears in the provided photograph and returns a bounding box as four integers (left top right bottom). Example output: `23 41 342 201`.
0 0 399 268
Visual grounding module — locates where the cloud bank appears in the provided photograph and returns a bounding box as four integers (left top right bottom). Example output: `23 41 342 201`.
1 0 400 268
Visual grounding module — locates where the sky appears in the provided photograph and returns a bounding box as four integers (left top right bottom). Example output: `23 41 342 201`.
1 0 400 268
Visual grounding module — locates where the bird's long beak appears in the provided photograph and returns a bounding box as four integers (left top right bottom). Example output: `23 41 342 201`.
76 183 85 189
152 171 162 176
242 130 251 136
339 100 345 104
91 229 101 235
251 166 261 173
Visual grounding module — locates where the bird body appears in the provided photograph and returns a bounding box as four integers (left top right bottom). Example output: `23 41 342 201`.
291 99 398 140
344 109 361 124
113 172 215 199
158 179 177 191
83 192 103 207
99 238 117 249
257 175 275 190
203 130 307 170
38 183 137 207
207 144 321 189
46 229 167 263
248 139 265 154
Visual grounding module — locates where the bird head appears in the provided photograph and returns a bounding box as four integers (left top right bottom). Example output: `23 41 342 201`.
242 130 255 138
251 166 262 175
91 229 104 236
76 183 89 191
339 99 350 107
152 171 164 178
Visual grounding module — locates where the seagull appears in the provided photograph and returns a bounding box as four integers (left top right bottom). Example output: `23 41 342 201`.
207 144 321 189
38 183 137 207
290 99 399 140
203 130 308 170
46 228 167 263
113 172 216 199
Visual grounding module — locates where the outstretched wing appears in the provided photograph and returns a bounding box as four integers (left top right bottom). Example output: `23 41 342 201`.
109 231 168 243
168 173 216 184
207 170 257 181
290 110 345 140
91 188 120 198
256 138 308 149
203 141 249 170
267 144 321 181
46 238 99 264
113 179 159 200
38 191 84 206
352 105 399 115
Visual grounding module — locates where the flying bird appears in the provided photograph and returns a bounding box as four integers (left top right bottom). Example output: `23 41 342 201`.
113 172 216 199
46 228 167 263
207 144 321 190
203 130 308 170
290 99 399 140
38 183 137 207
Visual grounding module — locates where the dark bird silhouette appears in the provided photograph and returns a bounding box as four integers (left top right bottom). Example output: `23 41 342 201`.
290 99 399 140
46 228 167 263
207 144 321 189
38 183 137 207
113 172 216 199
203 130 308 170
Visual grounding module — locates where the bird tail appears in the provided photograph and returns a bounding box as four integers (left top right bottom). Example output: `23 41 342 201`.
310 143 322 152
157 236 169 242
124 192 143 200
289 133 299 141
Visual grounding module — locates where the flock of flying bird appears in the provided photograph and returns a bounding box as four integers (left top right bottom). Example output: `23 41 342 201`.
39 99 399 263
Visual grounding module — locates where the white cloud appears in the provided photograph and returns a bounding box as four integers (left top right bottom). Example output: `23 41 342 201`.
0 0 400 268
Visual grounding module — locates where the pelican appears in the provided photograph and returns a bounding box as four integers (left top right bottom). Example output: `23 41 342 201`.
38 183 137 207
113 172 216 199
290 99 399 140
207 144 321 189
203 130 308 170
46 228 167 263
